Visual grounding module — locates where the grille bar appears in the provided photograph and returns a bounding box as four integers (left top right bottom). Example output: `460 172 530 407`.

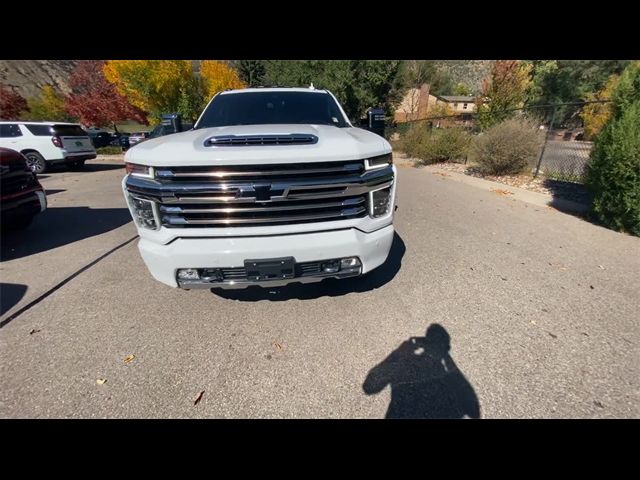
159 197 364 214
162 206 367 226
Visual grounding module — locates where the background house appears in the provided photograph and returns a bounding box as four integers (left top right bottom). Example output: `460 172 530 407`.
435 95 476 114
394 85 477 123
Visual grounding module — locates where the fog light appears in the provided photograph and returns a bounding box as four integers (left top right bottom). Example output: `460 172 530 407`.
370 186 392 217
178 268 200 280
127 193 158 230
321 260 340 273
340 257 361 268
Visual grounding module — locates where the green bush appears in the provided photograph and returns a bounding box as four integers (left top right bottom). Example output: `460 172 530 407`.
398 124 470 165
397 122 428 159
96 146 123 155
611 61 640 115
586 91 640 236
471 118 543 175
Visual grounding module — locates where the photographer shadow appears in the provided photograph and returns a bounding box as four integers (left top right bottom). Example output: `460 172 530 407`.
363 324 481 419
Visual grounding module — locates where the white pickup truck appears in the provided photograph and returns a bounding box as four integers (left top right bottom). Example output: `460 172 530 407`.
122 87 396 289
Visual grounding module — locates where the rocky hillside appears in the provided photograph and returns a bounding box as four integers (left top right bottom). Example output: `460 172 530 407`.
0 60 78 99
435 60 494 93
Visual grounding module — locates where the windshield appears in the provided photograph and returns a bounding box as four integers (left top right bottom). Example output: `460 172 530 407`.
195 91 349 128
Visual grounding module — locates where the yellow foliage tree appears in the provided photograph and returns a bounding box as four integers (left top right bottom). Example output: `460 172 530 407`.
104 60 201 122
104 60 246 123
200 60 245 99
580 74 620 140
24 85 72 122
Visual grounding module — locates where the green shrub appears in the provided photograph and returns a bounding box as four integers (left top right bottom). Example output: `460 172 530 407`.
611 61 640 116
96 146 123 155
586 97 640 236
471 118 543 175
397 122 428 159
398 124 470 165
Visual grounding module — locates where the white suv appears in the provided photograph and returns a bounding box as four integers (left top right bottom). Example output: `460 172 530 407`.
0 121 97 173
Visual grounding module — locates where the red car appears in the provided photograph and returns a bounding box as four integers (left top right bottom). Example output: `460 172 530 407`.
0 148 47 230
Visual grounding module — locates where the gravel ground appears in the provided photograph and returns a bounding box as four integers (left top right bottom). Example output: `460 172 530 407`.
397 154 591 204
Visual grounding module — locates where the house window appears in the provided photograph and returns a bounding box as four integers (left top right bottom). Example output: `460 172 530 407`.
463 103 468 110
453 103 458 108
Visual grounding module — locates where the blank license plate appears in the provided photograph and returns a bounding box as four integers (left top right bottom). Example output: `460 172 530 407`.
244 257 295 281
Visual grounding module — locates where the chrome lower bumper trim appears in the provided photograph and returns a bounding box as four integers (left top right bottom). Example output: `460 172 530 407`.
178 269 361 290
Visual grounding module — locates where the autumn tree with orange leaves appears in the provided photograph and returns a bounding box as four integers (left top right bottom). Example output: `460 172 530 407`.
580 74 620 140
476 60 532 130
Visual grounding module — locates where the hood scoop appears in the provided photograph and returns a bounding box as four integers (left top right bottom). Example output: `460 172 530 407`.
204 133 318 147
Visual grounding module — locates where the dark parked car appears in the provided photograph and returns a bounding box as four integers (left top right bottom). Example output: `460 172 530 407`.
0 148 47 230
147 122 194 139
88 130 114 148
120 131 149 152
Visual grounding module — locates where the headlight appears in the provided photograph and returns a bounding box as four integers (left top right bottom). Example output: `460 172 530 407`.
125 163 153 178
126 193 159 230
365 153 392 170
370 185 393 217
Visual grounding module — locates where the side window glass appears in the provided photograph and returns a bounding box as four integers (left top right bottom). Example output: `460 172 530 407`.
0 124 23 137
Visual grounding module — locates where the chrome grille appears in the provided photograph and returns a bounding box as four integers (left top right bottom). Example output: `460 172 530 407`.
125 159 393 228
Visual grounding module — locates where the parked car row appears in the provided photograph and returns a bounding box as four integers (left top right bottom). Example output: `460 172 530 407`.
1 115 194 232
0 121 97 174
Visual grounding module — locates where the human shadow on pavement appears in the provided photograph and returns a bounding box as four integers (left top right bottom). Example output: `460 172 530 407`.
363 324 481 419
0 283 27 316
211 232 405 301
1 206 132 261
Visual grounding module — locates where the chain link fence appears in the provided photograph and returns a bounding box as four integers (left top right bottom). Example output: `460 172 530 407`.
387 100 612 184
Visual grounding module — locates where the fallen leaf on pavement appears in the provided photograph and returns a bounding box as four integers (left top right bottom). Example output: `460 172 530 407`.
548 332 558 339
490 188 513 196
273 342 283 351
124 354 135 364
598 265 605 270
530 320 537 325
96 378 107 385
193 390 204 406
29 329 41 335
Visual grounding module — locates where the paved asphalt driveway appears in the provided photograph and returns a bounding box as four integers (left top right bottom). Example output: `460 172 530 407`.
1 157 638 418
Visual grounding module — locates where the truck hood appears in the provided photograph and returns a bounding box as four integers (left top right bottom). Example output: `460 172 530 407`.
125 124 390 167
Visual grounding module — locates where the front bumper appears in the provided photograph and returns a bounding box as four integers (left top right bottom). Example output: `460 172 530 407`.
0 189 47 223
138 225 394 289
